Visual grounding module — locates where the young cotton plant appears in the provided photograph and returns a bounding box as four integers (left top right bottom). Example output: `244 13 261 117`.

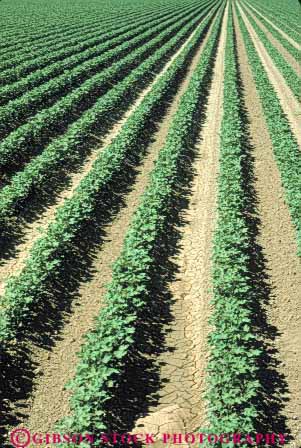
236 3 301 256
55 5 224 442
204 5 262 443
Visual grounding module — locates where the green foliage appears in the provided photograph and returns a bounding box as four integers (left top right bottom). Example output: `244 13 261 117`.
245 0 301 44
0 4 191 74
240 2 300 101
236 3 301 255
243 1 300 61
257 0 301 29
53 5 223 441
0 6 216 182
0 6 206 141
0 2 220 346
0 1 206 101
0 4 215 216
204 5 261 441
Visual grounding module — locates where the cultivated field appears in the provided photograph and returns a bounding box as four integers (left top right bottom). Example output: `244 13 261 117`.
0 0 300 446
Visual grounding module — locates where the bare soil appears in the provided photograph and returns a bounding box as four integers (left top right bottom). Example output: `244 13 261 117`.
5 14 216 440
131 5 228 445
235 12 301 444
237 3 301 149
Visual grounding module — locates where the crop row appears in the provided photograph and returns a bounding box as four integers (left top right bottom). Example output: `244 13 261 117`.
0 10 151 72
236 4 301 254
0 0 187 43
205 5 261 440
0 1 207 104
0 7 99 35
0 2 197 86
0 2 126 40
0 15 106 52
246 1 301 45
0 4 180 63
54 6 223 441
243 1 299 61
254 0 301 31
0 3 221 346
0 4 214 177
0 13 131 65
240 3 300 101
0 1 173 53
0 4 207 140
1 0 204 60
0 0 197 76
251 0 301 29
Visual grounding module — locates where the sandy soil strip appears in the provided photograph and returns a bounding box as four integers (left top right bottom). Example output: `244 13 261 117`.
243 4 300 74
131 5 227 446
0 21 208 298
5 17 216 439
237 3 301 150
235 13 301 444
245 2 301 51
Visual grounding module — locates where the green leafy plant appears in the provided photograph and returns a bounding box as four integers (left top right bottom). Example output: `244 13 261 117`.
0 1 215 183
0 1 207 103
0 3 192 73
240 2 300 101
0 1 221 346
244 0 301 45
204 5 262 444
0 5 209 140
243 0 300 62
236 3 301 255
0 3 216 226
52 6 224 442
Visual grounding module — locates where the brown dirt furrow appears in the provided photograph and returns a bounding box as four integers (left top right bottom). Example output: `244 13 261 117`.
245 2 301 51
235 12 301 443
0 22 207 298
6 17 216 439
237 3 301 150
131 4 228 445
243 4 300 74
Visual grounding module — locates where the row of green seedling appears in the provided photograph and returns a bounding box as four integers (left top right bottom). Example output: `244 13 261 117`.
252 0 301 32
0 0 194 51
0 6 172 90
0 1 189 69
55 6 224 444
236 3 301 255
204 6 262 445
246 0 301 44
0 11 137 68
0 3 207 139
0 6 136 53
239 1 300 101
0 2 221 346
0 0 203 93
242 0 299 61
0 4 215 209
0 2 214 172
